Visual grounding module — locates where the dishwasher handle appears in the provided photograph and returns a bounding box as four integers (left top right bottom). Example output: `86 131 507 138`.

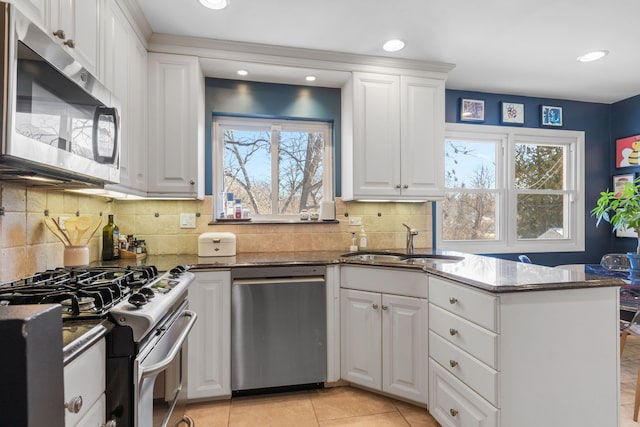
232 276 325 285
140 310 197 379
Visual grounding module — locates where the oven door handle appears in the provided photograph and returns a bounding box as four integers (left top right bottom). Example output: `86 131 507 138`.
140 310 197 380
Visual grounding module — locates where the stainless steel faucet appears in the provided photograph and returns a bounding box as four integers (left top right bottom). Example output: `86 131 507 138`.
402 223 419 254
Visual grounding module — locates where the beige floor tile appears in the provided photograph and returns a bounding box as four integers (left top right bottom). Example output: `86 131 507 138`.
318 412 409 426
310 386 397 421
184 400 230 426
392 400 440 427
229 391 318 427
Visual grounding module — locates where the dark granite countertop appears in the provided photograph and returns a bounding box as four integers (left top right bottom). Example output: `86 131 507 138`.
93 250 623 294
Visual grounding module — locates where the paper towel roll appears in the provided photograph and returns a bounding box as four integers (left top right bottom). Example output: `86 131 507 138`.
319 201 335 221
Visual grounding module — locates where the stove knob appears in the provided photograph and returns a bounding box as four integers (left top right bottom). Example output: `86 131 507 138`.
128 292 148 307
138 287 155 299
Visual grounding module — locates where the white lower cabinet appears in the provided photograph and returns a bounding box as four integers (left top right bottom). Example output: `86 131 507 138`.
428 275 620 427
186 270 231 399
340 267 427 404
63 339 106 426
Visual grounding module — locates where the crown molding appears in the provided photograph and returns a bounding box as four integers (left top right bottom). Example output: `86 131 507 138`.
148 33 455 79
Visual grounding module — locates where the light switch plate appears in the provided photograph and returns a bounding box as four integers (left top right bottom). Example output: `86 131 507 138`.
348 216 362 226
180 213 197 229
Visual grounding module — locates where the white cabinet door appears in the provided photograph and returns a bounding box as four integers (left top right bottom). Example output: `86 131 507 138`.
47 0 99 76
347 72 401 199
147 53 205 199
340 288 382 389
400 76 445 198
382 293 428 404
101 0 148 195
187 271 231 399
342 72 446 201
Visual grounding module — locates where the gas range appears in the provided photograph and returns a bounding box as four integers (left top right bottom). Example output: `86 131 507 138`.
0 264 194 342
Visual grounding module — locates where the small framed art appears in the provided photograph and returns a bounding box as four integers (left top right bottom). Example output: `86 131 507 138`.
615 134 640 168
500 102 524 124
541 105 562 127
613 173 635 198
460 98 485 122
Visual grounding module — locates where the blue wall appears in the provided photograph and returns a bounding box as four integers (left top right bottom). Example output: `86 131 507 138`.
444 90 612 265
204 78 342 195
204 79 629 265
609 94 640 254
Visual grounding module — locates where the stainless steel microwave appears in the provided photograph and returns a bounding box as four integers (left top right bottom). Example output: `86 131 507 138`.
0 2 120 187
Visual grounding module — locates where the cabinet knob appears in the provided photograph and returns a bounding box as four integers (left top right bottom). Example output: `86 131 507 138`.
52 29 65 39
64 39 75 49
449 328 458 336
449 297 458 304
395 184 401 189
449 359 458 368
403 184 408 189
381 304 388 310
372 303 379 309
190 180 195 185
102 420 117 427
64 395 83 413
449 408 459 417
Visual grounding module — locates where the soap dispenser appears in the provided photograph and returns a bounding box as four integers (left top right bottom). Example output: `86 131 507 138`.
349 232 358 252
359 227 367 250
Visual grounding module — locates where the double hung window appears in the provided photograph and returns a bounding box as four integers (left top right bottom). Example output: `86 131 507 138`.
436 123 584 254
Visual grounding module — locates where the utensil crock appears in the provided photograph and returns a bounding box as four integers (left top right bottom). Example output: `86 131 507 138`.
64 245 89 267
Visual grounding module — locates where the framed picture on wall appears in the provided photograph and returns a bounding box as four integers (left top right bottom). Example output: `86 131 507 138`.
500 102 524 124
460 98 485 122
616 134 640 168
613 173 639 238
541 105 562 127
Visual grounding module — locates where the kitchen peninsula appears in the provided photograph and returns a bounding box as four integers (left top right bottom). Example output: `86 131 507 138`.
125 250 622 427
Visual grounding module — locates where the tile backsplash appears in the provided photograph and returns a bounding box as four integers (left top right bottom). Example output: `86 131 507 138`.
0 182 433 281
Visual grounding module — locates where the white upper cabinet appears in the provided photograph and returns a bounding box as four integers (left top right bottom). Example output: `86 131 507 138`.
342 72 445 201
101 0 148 195
147 52 205 199
46 0 100 76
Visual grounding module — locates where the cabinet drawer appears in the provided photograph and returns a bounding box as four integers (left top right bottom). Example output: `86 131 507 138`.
341 266 427 298
64 340 105 426
429 332 499 406
429 304 498 368
429 359 498 427
429 276 497 332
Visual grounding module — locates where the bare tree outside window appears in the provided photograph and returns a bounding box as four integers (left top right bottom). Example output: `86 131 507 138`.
217 117 333 219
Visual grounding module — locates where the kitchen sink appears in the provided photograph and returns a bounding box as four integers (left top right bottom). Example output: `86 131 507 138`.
402 254 465 265
340 252 407 263
340 252 464 265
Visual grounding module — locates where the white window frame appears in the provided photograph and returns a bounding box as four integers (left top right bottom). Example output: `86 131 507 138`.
212 115 334 221
436 123 584 254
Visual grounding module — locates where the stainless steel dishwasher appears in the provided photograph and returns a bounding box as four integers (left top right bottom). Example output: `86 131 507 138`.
231 265 326 395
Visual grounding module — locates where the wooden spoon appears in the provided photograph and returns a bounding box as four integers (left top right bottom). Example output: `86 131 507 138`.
83 217 103 244
64 217 78 244
43 216 71 246
74 216 93 245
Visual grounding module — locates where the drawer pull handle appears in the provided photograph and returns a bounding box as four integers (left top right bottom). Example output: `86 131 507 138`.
449 408 459 417
372 303 379 309
65 395 83 413
449 360 458 368
449 328 458 336
381 305 388 310
449 297 458 304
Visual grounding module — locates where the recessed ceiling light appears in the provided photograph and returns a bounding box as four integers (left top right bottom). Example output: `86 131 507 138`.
199 0 229 10
577 50 609 62
305 75 316 82
237 69 248 76
383 39 406 52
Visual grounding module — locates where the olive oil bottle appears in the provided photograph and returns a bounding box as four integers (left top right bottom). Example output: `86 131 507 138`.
102 214 120 260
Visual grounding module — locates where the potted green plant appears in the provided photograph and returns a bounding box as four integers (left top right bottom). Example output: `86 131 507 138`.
592 177 640 269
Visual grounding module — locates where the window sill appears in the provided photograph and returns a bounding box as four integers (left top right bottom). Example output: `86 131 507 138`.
208 219 339 225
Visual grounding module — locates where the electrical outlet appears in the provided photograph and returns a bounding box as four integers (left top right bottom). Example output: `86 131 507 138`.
180 213 197 229
58 216 70 230
348 216 362 226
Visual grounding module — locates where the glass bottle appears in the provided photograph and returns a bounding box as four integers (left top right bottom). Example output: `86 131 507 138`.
102 214 120 260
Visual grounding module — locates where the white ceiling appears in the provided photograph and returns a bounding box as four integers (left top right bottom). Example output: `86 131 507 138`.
134 0 640 104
